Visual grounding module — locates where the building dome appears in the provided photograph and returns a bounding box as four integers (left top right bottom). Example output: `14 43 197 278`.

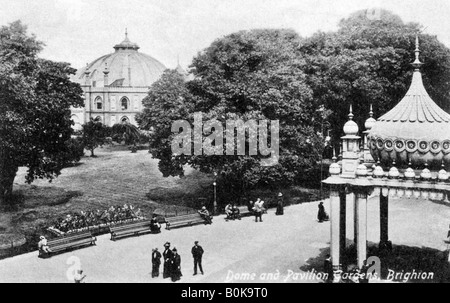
367 36 450 169
73 32 166 87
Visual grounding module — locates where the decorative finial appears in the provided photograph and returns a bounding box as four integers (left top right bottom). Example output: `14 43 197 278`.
348 104 354 120
369 104 373 118
332 148 337 162
103 62 109 74
412 33 423 69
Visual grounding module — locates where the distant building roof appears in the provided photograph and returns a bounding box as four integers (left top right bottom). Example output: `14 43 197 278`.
74 32 166 87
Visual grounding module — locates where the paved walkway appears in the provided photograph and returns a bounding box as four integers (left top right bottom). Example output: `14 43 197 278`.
0 196 449 283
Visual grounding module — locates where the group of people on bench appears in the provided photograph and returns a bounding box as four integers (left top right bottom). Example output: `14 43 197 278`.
224 204 241 220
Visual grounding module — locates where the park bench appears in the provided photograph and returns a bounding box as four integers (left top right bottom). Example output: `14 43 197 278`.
109 220 153 241
237 206 253 217
39 231 96 258
165 213 210 230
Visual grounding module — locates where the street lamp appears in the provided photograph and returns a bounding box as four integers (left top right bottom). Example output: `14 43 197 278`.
213 172 218 215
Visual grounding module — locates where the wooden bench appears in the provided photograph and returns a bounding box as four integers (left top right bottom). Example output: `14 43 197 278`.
109 220 153 241
237 206 253 217
39 231 96 258
165 213 210 230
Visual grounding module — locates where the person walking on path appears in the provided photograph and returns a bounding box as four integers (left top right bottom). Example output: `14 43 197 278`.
275 192 284 215
151 248 162 278
191 241 204 275
162 242 173 279
171 248 182 282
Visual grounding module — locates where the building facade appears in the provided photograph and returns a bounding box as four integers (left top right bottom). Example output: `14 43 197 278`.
71 32 167 129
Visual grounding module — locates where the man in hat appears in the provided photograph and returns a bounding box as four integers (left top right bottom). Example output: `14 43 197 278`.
151 247 162 278
170 247 182 282
191 241 204 275
38 236 50 256
275 192 284 215
163 242 173 279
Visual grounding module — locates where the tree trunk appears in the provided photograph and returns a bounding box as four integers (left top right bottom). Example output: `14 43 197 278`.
0 151 18 205
90 148 95 157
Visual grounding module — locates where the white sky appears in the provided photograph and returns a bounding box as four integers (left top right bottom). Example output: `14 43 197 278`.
1 0 449 70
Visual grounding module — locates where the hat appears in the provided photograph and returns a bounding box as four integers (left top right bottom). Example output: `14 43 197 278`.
202 206 206 210
278 192 283 197
164 242 170 247
194 241 199 244
39 236 45 240
172 247 177 252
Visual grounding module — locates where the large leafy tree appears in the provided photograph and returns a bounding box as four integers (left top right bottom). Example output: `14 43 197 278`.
0 21 84 204
138 30 325 204
301 9 450 148
136 69 195 177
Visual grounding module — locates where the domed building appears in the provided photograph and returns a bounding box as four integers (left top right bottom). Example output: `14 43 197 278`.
323 36 450 280
367 36 450 169
70 31 167 129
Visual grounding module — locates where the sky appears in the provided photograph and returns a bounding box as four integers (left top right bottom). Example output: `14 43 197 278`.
1 0 450 71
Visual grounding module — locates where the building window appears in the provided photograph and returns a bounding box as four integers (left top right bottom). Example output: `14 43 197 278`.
121 97 129 110
121 116 130 124
95 97 103 110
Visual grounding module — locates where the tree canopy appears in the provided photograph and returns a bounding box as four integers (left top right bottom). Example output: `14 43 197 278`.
301 9 450 148
0 21 84 204
138 29 325 204
140 9 450 206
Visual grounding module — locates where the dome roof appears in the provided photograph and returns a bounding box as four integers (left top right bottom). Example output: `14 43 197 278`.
74 33 166 87
368 37 450 169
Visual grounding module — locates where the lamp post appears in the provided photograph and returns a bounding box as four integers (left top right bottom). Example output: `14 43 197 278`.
213 172 218 215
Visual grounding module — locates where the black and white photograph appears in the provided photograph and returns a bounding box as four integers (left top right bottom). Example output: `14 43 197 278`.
0 0 450 289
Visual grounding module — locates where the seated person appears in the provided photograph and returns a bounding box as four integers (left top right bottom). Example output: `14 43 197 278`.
150 214 161 233
38 236 50 255
198 206 213 224
225 204 233 220
231 205 241 220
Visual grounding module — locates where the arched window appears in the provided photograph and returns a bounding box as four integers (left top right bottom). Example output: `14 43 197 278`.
121 97 129 110
95 96 103 110
121 116 130 124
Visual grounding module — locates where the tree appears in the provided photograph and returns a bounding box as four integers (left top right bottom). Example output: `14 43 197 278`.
300 9 450 149
0 21 84 204
138 30 325 205
111 122 141 146
136 69 195 177
80 118 110 157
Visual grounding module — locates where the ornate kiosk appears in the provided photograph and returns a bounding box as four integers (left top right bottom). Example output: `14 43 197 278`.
323 36 450 281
